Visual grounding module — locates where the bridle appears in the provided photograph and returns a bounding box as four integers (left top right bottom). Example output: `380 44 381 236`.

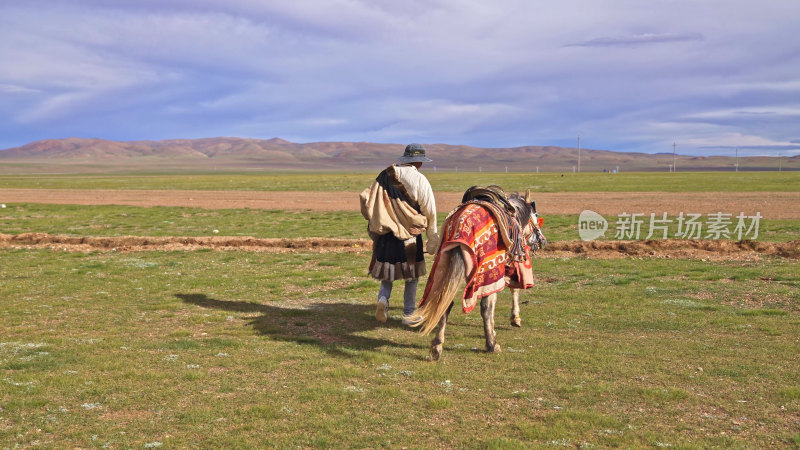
521 207 546 253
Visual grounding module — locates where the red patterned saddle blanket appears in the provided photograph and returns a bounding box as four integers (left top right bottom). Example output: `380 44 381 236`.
421 203 533 313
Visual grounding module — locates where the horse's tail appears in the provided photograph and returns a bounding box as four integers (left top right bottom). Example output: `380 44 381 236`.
405 247 466 335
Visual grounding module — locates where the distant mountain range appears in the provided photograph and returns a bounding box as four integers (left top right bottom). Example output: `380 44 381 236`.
0 137 795 173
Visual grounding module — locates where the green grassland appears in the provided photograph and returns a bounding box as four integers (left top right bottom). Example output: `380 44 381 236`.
0 204 369 240
2 203 798 243
1 171 798 447
1 249 798 447
1 171 798 192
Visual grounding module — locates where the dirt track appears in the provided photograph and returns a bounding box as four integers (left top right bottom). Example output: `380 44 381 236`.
2 189 798 259
1 189 799 219
2 233 797 260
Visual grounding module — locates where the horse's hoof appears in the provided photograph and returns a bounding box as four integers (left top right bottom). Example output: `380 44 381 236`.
487 343 501 353
511 316 522 327
430 344 443 361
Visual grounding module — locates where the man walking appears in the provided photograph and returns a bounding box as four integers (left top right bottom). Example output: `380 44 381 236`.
359 143 440 324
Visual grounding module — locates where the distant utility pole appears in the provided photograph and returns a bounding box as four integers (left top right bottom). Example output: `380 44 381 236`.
672 142 677 173
778 152 782 172
735 148 739 172
577 135 581 173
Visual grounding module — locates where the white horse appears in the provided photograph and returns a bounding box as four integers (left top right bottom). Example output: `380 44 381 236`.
405 188 545 361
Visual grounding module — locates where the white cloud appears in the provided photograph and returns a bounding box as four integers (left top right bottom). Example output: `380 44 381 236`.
568 33 704 47
0 0 799 153
683 107 800 121
683 133 792 149
0 84 41 94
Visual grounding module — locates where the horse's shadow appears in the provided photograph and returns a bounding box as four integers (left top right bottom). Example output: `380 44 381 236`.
176 293 426 359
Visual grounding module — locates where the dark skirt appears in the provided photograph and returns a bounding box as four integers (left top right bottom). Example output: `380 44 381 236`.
369 233 426 281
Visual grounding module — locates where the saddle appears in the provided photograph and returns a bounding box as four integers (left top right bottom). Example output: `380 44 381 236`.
461 185 515 214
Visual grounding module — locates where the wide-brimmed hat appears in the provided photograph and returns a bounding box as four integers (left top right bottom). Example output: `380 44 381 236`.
397 143 432 163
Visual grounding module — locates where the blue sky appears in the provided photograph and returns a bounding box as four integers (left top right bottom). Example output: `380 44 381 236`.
1 0 799 156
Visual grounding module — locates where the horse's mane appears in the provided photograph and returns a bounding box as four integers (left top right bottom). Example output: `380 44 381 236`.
508 193 533 224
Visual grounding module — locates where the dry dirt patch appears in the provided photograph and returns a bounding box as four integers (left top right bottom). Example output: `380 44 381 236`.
543 239 800 260
0 233 367 254
1 189 799 219
2 232 797 260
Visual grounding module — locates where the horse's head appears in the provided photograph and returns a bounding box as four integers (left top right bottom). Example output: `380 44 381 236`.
509 189 547 251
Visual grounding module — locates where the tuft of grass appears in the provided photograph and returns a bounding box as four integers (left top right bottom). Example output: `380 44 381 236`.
661 298 720 311
517 410 625 443
778 387 800 400
638 387 690 403
426 396 454 410
484 437 529 450
737 309 788 316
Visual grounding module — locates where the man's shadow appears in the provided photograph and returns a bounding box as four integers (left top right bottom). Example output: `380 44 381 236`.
176 293 426 359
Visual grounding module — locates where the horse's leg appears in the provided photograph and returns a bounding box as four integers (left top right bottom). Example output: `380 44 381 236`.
510 288 522 327
430 302 455 361
480 293 501 353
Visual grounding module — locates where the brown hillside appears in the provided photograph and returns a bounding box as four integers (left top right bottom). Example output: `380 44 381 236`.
0 137 796 173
